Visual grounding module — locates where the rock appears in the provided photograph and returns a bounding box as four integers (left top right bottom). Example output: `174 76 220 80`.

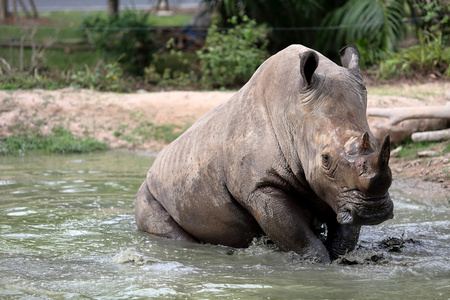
417 150 440 157
390 146 402 157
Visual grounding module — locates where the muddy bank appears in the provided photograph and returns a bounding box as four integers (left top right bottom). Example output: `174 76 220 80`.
0 83 449 200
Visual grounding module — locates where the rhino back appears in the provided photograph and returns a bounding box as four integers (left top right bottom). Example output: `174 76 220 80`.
146 96 265 245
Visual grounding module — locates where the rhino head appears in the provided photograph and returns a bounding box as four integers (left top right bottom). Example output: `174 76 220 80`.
302 46 393 226
319 131 393 226
266 46 394 226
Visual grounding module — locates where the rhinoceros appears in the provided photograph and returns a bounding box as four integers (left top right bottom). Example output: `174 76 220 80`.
135 44 394 262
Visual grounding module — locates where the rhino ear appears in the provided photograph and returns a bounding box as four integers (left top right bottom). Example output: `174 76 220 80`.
339 46 360 71
299 50 319 86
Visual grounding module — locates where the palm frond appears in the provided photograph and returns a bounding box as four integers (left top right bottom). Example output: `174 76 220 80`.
318 0 408 66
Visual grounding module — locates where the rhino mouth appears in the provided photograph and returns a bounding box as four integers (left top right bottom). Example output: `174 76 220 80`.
336 191 394 225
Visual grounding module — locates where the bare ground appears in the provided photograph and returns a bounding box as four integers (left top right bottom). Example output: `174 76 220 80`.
0 82 449 201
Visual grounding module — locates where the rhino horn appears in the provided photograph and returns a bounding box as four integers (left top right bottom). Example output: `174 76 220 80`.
339 46 360 71
356 135 391 195
362 135 392 196
377 135 391 172
299 50 319 86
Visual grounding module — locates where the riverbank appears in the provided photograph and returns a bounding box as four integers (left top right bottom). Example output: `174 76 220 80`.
1 82 449 201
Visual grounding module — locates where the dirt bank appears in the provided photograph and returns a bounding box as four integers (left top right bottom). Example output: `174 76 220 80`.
0 82 449 200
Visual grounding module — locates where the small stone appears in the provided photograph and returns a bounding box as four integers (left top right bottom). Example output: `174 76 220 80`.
417 150 439 157
390 146 402 157
136 89 148 94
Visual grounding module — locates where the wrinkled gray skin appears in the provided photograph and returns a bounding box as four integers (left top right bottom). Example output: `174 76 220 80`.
135 44 394 262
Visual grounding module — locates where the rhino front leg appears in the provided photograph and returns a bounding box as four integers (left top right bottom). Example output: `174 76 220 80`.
135 181 198 242
246 189 330 263
325 222 361 260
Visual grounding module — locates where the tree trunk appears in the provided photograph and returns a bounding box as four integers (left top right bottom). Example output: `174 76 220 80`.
108 0 119 17
156 0 170 10
28 0 38 18
0 0 8 20
12 0 17 18
17 0 29 17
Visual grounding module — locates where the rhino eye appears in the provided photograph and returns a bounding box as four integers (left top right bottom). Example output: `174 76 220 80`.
321 154 330 164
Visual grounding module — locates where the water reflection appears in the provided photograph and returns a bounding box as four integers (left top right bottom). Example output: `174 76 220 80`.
0 151 449 299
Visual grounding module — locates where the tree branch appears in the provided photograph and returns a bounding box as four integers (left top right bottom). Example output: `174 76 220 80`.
367 103 450 125
411 128 450 142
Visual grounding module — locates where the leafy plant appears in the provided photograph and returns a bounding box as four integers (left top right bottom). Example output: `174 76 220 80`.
202 0 336 54
377 31 450 79
410 0 449 40
82 10 157 76
319 0 407 68
145 42 200 88
70 59 127 91
196 15 269 88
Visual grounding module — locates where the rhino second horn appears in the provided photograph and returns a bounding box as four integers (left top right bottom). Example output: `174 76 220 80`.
339 46 360 71
377 135 391 171
359 132 374 153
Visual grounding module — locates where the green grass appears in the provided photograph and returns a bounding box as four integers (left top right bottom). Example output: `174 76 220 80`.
397 141 431 158
0 48 103 72
113 121 190 146
0 125 107 155
0 11 193 44
133 122 188 144
367 84 446 100
396 140 449 158
445 143 450 154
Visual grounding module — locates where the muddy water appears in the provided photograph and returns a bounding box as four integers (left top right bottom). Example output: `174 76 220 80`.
1 151 449 299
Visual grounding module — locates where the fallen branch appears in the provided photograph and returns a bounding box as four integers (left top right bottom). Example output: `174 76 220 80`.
411 128 450 142
367 103 450 125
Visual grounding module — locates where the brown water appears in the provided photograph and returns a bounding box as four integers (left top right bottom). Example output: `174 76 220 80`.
1 151 449 299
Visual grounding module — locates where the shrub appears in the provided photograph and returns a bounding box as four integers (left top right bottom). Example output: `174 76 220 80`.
70 60 128 91
411 0 449 42
82 10 157 76
196 15 269 88
144 42 200 88
377 31 450 79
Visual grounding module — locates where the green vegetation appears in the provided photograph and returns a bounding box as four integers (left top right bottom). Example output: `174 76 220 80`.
0 125 107 155
144 14 270 89
1 2 449 91
204 0 448 79
145 47 201 88
81 10 157 76
113 115 191 146
396 141 433 158
0 9 193 91
132 121 189 144
0 2 448 91
0 10 192 43
203 0 341 54
396 139 450 158
377 30 449 79
320 0 406 68
196 15 269 88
